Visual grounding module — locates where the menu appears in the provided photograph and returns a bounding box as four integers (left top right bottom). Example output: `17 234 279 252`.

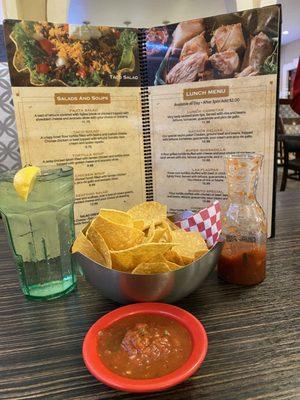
4 5 281 236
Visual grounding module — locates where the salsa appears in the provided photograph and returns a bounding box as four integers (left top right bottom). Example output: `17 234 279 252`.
98 314 192 379
218 241 266 285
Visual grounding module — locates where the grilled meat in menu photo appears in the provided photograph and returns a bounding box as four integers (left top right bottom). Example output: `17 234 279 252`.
3 4 280 235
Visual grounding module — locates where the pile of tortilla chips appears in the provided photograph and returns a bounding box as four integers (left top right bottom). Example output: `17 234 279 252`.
72 201 208 274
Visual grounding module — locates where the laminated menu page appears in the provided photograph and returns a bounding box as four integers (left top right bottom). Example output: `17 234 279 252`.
4 4 281 236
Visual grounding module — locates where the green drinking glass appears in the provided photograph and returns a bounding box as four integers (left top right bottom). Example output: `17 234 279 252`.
0 166 77 300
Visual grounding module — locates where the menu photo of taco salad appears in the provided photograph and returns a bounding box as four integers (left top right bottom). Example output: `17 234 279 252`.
146 6 279 86
4 20 140 87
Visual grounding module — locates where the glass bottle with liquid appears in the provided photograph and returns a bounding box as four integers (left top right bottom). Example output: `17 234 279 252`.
218 155 267 285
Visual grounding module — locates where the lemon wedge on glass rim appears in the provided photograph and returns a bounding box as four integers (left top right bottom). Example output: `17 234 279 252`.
13 166 41 201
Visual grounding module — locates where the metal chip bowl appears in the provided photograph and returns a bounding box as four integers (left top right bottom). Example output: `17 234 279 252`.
73 241 223 304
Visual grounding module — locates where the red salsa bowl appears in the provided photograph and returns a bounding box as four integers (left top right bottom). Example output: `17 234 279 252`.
82 303 208 393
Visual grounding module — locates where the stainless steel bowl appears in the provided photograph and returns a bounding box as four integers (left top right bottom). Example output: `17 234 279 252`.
73 241 223 304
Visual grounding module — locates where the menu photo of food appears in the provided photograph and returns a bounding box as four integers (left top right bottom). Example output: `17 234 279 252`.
4 20 140 87
146 6 279 86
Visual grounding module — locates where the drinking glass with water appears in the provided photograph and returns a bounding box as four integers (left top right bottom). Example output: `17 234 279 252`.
0 166 77 300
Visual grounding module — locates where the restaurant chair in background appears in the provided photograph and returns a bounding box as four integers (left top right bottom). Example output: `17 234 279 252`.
277 116 285 167
280 135 300 191
279 99 300 137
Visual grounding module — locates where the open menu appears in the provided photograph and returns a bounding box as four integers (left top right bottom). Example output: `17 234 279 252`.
4 5 281 236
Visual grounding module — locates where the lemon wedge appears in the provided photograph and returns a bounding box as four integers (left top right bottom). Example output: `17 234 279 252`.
13 166 41 201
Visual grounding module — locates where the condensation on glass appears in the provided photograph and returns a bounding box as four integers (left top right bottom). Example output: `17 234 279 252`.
0 166 77 300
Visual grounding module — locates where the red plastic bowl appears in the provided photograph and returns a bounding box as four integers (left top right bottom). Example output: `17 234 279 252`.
82 303 208 393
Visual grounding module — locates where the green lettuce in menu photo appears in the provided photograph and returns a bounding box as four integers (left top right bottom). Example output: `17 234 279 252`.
4 20 140 87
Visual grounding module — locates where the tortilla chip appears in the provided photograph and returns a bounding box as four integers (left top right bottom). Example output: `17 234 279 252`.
159 220 173 242
150 227 167 243
195 248 209 259
164 218 180 231
13 50 26 72
99 209 133 227
147 253 167 263
132 262 170 274
180 255 195 265
91 215 144 251
164 249 184 266
72 232 110 267
133 219 145 230
171 230 208 260
165 260 183 271
127 201 167 228
86 224 112 268
111 243 173 272
144 222 166 244
82 221 92 235
145 222 155 239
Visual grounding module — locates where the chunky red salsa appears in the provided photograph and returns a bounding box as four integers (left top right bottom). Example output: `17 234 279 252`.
218 241 266 285
98 314 192 379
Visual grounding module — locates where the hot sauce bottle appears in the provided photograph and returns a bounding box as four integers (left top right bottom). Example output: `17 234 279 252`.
218 155 267 285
